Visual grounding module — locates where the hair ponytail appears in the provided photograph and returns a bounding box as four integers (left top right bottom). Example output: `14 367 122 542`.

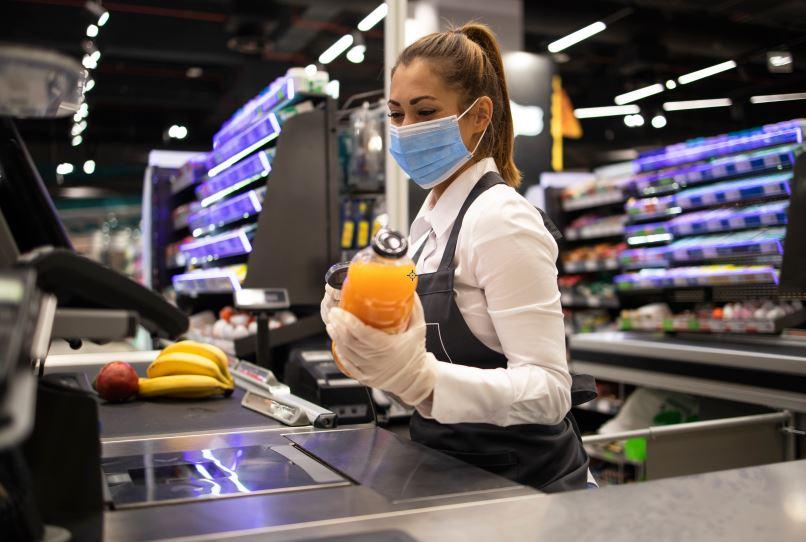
394 22 522 188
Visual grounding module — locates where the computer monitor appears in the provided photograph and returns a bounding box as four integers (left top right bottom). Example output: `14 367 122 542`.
0 117 72 267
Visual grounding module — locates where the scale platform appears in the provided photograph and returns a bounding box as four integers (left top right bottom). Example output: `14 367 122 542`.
102 443 349 508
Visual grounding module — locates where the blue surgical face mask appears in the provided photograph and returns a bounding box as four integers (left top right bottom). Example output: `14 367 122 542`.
389 98 487 189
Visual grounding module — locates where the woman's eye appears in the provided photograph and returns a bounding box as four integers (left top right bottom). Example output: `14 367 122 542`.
387 111 404 119
418 109 436 117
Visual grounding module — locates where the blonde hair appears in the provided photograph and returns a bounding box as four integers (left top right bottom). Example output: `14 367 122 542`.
393 22 521 188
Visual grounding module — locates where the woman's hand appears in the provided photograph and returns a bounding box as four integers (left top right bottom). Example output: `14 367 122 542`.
320 284 341 325
325 295 437 406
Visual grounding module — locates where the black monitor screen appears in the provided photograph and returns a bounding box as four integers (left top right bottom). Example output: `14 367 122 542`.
0 118 72 259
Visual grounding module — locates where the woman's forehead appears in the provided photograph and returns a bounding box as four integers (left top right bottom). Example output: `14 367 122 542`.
390 59 454 102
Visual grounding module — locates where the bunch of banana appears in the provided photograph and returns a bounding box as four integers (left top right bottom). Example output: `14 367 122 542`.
139 341 235 399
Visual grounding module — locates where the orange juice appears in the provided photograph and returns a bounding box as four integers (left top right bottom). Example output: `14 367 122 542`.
331 230 417 372
340 229 417 333
341 258 418 333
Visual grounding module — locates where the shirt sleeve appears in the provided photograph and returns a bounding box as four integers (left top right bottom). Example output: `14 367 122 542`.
416 195 572 426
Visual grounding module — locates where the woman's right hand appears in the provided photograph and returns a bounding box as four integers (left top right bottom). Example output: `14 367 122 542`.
320 284 341 325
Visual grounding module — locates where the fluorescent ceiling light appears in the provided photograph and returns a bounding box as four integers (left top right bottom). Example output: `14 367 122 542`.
574 104 640 118
84 78 95 93
548 21 606 53
750 92 806 104
304 64 317 77
663 98 732 111
83 160 96 174
71 135 82 147
624 114 644 127
56 163 74 175
665 79 677 90
651 114 667 128
358 3 388 32
86 24 98 38
614 83 664 105
82 55 97 69
346 44 366 64
71 121 87 136
678 60 737 85
318 34 354 65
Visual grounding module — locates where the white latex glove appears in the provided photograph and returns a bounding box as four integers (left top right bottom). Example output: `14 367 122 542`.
326 295 437 406
320 284 341 325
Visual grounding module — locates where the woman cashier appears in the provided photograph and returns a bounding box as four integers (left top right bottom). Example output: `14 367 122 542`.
323 22 596 492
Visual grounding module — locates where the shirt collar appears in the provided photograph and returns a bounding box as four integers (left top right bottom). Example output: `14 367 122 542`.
411 157 499 240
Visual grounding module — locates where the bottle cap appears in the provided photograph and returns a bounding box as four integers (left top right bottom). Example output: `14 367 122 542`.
325 261 350 289
371 229 408 258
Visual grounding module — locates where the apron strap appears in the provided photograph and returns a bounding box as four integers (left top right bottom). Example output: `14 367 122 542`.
536 208 563 242
437 171 505 271
411 231 429 265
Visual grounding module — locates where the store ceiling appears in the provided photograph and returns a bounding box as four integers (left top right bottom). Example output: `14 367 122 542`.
3 0 384 194
2 0 806 192
526 0 806 167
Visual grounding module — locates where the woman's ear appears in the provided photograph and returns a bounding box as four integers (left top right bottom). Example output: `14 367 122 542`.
472 96 493 135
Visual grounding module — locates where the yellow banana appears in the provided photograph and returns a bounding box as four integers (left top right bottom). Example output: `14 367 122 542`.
138 375 233 399
159 341 232 381
148 352 229 384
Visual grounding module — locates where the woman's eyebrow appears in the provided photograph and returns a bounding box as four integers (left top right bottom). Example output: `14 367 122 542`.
387 95 438 106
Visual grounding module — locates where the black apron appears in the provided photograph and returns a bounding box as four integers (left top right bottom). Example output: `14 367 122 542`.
409 171 597 493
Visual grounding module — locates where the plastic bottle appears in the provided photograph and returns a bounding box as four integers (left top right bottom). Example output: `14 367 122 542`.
339 229 418 333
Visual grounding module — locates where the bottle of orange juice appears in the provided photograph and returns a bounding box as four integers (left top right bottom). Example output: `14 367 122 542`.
340 229 418 333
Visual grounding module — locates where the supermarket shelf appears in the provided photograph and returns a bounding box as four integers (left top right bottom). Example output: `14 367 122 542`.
615 265 778 291
189 187 266 236
562 191 624 212
561 294 619 309
179 226 255 263
618 307 806 335
565 224 625 241
631 145 797 196
669 200 789 237
675 171 791 210
667 228 785 264
205 113 281 178
563 259 620 273
172 266 246 295
634 120 805 172
197 149 274 207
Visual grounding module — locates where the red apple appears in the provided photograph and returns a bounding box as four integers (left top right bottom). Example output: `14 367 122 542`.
95 361 139 403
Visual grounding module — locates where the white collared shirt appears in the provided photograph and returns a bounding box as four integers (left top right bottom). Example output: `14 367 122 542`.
410 157 572 426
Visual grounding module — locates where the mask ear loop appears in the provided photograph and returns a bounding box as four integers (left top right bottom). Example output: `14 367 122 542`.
458 98 489 156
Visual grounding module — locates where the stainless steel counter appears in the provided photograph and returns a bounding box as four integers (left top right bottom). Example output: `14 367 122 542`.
569 331 806 412
157 459 806 542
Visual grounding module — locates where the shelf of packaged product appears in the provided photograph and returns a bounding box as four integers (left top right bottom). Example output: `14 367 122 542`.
188 187 266 237
626 200 790 245
562 191 625 212
196 149 275 208
620 228 786 268
630 145 798 197
618 307 806 335
634 119 806 173
179 224 257 265
561 294 619 309
205 94 325 179
172 265 247 296
626 171 791 223
563 259 620 273
615 265 778 291
565 224 625 241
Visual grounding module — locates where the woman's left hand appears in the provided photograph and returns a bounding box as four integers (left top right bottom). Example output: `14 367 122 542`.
325 295 437 406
